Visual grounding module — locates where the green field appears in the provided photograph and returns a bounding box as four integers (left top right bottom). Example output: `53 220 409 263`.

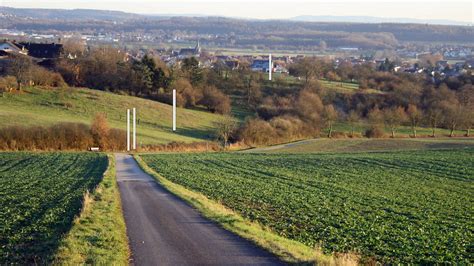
0 152 108 263
0 87 224 144
245 138 474 153
140 149 474 263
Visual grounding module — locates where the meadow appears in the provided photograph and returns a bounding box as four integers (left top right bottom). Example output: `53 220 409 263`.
140 149 474 263
0 152 108 263
0 87 223 144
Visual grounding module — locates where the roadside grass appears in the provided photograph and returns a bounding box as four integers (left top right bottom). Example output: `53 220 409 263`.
134 155 358 265
0 87 223 144
53 154 129 265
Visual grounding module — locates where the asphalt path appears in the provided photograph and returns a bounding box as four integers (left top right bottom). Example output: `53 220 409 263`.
115 153 283 266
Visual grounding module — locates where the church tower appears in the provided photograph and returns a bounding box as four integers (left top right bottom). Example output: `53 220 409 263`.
194 40 201 54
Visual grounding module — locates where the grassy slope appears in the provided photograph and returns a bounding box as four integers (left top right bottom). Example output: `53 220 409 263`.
244 138 474 153
0 87 223 144
53 154 129 265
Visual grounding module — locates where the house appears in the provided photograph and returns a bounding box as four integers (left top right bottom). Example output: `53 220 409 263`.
0 41 28 55
178 41 201 58
225 60 239 70
251 59 271 72
18 42 63 59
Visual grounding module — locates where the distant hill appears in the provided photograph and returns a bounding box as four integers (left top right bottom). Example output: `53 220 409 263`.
0 6 140 20
291 15 471 26
1 6 473 46
0 87 223 144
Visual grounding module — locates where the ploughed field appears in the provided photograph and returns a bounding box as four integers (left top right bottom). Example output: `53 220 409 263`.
0 153 108 263
140 149 474 264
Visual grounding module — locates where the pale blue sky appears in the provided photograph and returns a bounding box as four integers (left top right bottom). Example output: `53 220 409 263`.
2 0 473 23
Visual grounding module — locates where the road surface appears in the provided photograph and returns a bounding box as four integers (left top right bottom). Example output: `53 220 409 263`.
115 154 283 266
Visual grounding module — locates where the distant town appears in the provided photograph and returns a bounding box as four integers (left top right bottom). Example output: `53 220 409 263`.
1 34 473 82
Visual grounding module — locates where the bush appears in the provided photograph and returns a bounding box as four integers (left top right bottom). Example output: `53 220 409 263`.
199 86 231 114
364 126 386 138
30 66 66 87
0 122 126 151
331 131 348 139
0 123 93 151
0 76 18 93
269 115 309 141
90 113 110 150
238 118 277 146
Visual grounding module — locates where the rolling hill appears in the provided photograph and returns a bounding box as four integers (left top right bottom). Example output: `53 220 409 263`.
0 87 224 145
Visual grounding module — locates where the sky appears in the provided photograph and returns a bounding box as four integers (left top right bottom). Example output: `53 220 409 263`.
1 0 473 24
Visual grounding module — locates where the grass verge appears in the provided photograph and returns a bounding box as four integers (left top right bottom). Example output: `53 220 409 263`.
53 154 129 265
134 154 357 265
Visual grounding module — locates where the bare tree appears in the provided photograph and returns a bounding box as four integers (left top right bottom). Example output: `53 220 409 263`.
406 104 422 138
383 106 407 138
245 77 261 108
291 57 327 84
368 107 384 126
213 115 237 148
459 106 474 137
8 54 33 90
346 110 360 137
425 106 443 137
442 102 463 137
322 104 338 138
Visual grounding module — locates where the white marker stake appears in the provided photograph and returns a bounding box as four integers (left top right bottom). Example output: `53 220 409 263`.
126 109 130 151
172 89 176 131
268 53 272 81
132 108 136 150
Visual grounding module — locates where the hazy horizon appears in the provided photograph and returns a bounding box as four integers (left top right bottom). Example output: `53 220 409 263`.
1 0 473 25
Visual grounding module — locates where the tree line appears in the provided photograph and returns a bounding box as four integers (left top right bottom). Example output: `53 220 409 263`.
233 57 473 146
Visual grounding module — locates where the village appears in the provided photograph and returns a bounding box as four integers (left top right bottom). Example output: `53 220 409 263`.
1 38 473 83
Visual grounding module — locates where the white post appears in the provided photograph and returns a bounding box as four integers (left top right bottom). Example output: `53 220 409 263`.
268 53 272 81
173 89 176 131
132 107 136 150
126 109 130 151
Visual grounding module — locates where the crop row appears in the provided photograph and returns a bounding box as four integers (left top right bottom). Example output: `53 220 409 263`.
141 149 474 263
0 152 107 264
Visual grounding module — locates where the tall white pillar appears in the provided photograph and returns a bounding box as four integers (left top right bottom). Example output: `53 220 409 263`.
269 53 272 81
132 108 136 150
173 89 176 131
126 109 130 151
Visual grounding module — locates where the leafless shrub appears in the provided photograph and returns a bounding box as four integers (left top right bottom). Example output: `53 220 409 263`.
199 86 232 114
238 118 277 146
0 121 126 151
90 113 109 150
364 126 386 138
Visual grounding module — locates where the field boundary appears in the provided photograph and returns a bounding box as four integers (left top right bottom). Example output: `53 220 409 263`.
134 154 359 265
53 154 130 265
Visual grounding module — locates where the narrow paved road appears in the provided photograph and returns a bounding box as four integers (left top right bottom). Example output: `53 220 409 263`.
115 154 283 266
